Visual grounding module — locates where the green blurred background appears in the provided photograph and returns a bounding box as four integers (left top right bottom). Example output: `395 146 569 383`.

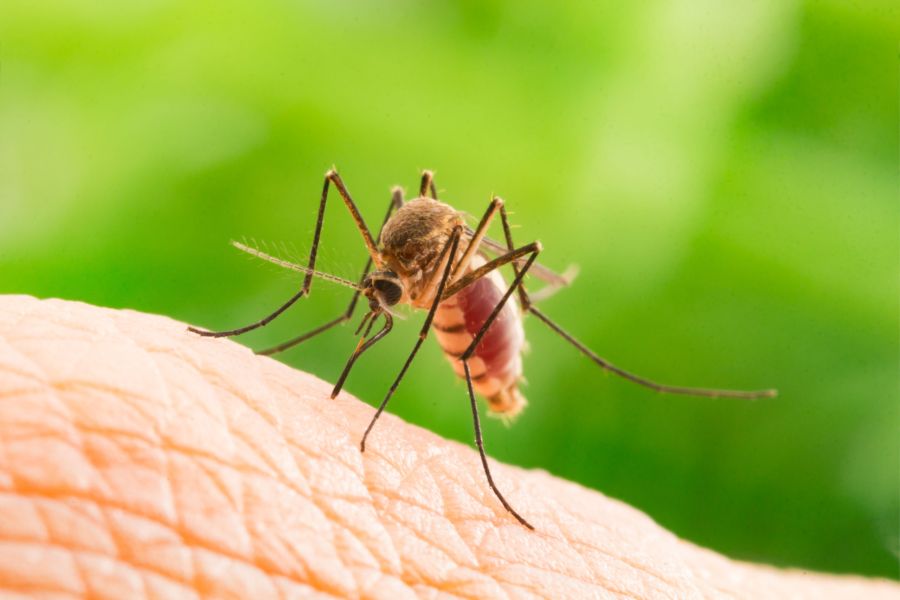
1 0 896 579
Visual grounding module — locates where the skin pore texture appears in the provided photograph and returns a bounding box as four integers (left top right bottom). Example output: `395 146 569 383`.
0 295 896 599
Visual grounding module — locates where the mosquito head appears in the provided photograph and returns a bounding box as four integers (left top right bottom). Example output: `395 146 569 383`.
364 270 405 310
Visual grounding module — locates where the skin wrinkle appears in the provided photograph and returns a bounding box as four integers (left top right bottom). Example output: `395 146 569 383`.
10 404 117 550
16 486 333 599
285 449 393 598
472 536 612 597
489 569 605 600
177 453 252 553
438 566 505 599
202 383 316 497
376 460 517 596
237 370 371 499
339 433 450 582
562 519 683 590
456 472 523 530
575 543 681 595
87 408 196 592
59 380 161 433
426 464 492 554
12 366 652 600
0 298 898 599
8 535 189 597
549 537 629 597
440 474 674 597
217 385 325 580
269 576 342 600
159 336 345 594
249 383 403 595
370 468 488 552
399 469 484 572
563 539 677 598
416 579 498 600
0 542 85 596
12 489 216 581
292 433 393 592
378 509 463 586
445 468 504 524
103 504 211 597
397 452 665 597
386 495 493 573
290 501 364 593
381 461 454 540
118 319 184 423
80 504 151 600
390 446 451 504
159 403 203 598
0 360 45 385
70 496 122 598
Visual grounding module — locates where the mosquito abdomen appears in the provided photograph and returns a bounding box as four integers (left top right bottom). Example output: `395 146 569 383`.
432 258 527 417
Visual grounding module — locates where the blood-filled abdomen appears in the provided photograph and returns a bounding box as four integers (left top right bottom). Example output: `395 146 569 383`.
432 257 527 418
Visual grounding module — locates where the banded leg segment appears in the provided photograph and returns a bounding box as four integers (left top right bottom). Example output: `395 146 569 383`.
189 169 382 338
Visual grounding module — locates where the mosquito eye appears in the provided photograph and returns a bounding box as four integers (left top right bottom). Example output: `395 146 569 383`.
373 279 402 306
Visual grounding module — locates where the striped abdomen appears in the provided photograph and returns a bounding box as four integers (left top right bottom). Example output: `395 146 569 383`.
431 258 526 417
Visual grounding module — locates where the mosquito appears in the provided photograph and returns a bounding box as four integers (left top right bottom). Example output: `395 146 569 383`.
188 168 777 530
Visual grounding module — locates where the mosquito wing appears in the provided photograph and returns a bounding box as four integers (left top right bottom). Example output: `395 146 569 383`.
465 227 579 302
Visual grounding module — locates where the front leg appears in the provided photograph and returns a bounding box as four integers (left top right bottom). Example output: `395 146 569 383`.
189 169 381 338
256 186 405 356
358 226 464 451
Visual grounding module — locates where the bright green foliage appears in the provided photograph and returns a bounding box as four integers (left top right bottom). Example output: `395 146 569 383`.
1 0 896 578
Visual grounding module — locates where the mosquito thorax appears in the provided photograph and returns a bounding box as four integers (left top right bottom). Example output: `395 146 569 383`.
379 197 466 303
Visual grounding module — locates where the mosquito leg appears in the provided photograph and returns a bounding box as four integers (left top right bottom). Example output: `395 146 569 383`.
442 241 542 300
188 174 334 338
331 312 394 398
326 169 383 265
257 316 346 356
189 169 383 338
412 193 501 309
496 202 577 305
463 362 535 530
497 201 531 311
451 196 503 281
419 169 438 199
258 187 405 355
469 228 576 295
495 204 773 398
528 306 777 399
358 226 463 452
459 245 541 530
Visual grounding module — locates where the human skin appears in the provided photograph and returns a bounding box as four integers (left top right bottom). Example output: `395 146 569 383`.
0 295 896 599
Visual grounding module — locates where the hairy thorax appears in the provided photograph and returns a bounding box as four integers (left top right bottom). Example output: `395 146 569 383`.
379 198 466 306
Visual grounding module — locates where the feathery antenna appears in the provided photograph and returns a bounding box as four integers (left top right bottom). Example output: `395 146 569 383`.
231 240 363 291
